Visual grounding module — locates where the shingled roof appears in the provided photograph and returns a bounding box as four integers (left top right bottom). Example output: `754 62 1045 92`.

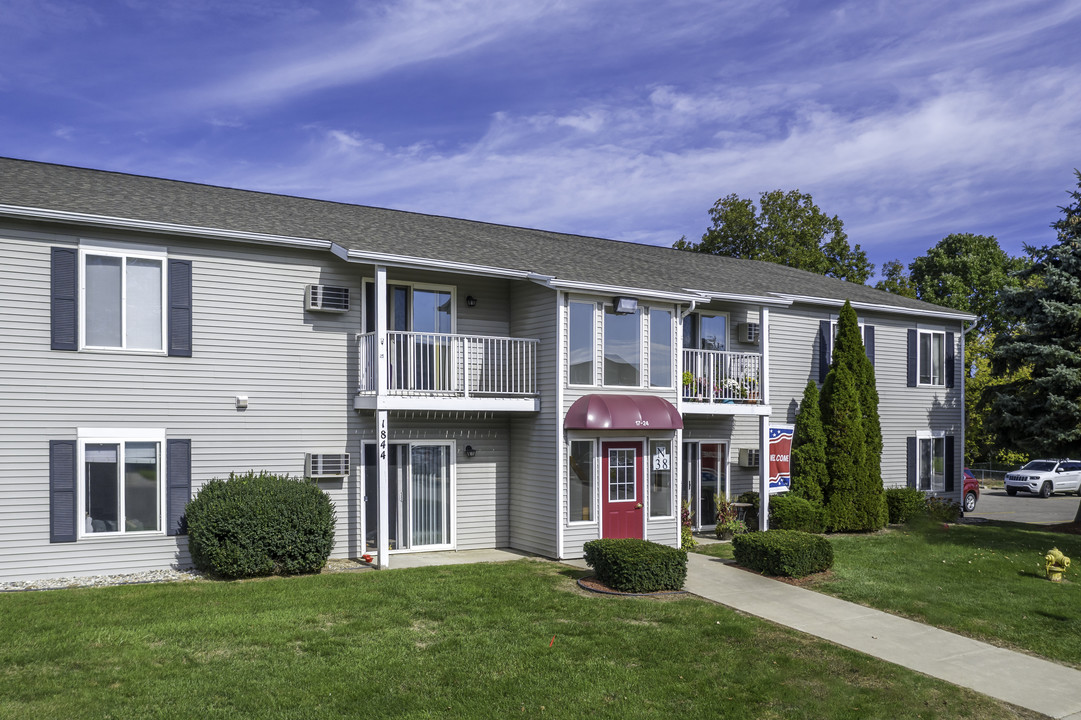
0 157 967 317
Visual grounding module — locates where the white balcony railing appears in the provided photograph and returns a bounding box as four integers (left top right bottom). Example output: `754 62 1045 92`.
682 349 762 404
358 331 538 398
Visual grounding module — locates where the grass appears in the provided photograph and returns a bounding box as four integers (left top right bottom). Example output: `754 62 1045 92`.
0 560 1036 719
695 521 1081 668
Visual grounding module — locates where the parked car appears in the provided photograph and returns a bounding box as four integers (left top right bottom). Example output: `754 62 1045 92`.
963 468 979 512
1004 460 1081 498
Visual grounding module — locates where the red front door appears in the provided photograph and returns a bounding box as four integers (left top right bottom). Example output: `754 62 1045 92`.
602 441 644 539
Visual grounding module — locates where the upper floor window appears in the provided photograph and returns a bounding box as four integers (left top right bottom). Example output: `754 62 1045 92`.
919 330 945 386
82 249 166 351
649 309 672 388
603 305 640 386
683 313 727 352
569 302 595 385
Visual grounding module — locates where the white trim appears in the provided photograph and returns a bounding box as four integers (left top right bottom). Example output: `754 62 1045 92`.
565 436 598 528
770 293 977 321
916 329 947 387
556 289 567 558
915 430 947 493
683 290 793 307
541 278 701 303
76 428 167 540
79 246 169 353
566 297 597 388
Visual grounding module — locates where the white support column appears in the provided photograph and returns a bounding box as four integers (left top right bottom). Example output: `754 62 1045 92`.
375 266 388 395
760 306 770 406
759 413 770 531
376 410 390 569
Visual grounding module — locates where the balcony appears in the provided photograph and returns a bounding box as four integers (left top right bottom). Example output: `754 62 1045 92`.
681 349 765 414
355 331 540 412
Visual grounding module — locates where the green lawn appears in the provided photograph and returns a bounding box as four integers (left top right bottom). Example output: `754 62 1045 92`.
695 521 1081 668
0 560 1035 719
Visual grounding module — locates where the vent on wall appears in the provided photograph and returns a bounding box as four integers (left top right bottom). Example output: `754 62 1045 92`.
737 448 760 468
738 322 761 344
305 453 350 478
306 285 350 312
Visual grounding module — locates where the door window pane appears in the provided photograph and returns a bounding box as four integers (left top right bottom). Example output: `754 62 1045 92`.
700 443 722 526
649 441 672 517
568 441 593 522
608 448 636 501
569 302 594 385
123 442 159 531
411 445 450 547
604 307 640 386
85 256 122 347
126 258 162 350
649 309 672 387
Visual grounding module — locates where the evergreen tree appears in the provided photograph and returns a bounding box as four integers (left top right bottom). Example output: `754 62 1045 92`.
819 347 866 531
990 171 1081 460
820 301 886 531
790 380 827 505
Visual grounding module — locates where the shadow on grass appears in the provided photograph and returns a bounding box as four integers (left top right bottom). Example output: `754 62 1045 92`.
911 518 1081 557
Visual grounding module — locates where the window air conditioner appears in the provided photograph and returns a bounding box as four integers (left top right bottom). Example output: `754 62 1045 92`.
738 448 760 468
305 453 350 478
306 285 350 312
739 322 761 344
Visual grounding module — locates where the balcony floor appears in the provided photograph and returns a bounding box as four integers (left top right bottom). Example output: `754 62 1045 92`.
354 393 540 413
680 400 772 416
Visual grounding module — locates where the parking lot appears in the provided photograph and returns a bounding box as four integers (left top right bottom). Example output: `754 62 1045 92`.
966 487 1081 525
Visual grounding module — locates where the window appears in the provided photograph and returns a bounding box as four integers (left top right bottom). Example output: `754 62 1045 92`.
569 302 595 385
649 441 672 517
82 249 166 351
568 441 594 522
603 305 640 386
79 429 165 535
919 435 945 492
683 313 727 352
608 448 636 501
919 331 945 386
649 309 672 387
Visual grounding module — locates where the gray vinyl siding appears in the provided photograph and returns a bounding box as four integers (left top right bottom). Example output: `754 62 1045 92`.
766 304 964 500
509 282 559 557
0 226 361 581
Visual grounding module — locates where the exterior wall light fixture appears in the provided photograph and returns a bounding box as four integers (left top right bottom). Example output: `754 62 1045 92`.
466 295 477 307
464 445 477 458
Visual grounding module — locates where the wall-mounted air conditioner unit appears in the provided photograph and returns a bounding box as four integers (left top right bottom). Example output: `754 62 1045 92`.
739 322 761 344
306 285 350 312
737 448 760 468
305 453 350 478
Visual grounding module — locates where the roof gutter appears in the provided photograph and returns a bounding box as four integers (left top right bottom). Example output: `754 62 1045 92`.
769 292 978 322
684 289 793 308
537 277 703 303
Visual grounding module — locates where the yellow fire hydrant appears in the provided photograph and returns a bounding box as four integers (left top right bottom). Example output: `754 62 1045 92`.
1045 548 1071 582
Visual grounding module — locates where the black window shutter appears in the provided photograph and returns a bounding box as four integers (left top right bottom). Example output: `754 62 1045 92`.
166 439 192 536
50 440 77 542
906 437 917 489
818 320 831 383
906 329 918 387
864 325 875 366
944 436 955 492
51 248 79 351
168 259 193 357
945 331 955 387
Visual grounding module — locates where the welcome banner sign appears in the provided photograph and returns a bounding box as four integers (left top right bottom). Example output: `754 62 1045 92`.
768 425 794 494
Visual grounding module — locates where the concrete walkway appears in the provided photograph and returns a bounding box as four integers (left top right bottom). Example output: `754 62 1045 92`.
681 552 1081 720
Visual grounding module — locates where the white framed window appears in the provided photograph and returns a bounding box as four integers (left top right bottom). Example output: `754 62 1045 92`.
80 246 167 352
918 330 946 386
78 428 166 536
649 308 673 388
918 432 945 492
567 439 595 524
683 312 728 352
648 440 673 518
568 301 596 386
602 304 641 387
830 319 867 361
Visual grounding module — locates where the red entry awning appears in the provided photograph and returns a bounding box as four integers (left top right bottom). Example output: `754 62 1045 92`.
564 394 683 431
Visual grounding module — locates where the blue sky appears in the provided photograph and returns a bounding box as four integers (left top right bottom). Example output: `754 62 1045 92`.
2 0 1079 277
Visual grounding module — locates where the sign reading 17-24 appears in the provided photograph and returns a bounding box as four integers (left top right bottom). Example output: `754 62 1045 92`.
768 425 793 495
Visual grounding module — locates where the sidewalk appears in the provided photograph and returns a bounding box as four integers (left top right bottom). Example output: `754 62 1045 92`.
681 551 1081 720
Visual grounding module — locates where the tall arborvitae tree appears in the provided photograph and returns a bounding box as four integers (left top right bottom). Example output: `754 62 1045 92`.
819 344 866 531
820 301 886 531
790 380 827 505
991 171 1081 464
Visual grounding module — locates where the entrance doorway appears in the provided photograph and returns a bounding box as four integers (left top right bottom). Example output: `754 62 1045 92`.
364 443 453 551
601 441 643 539
682 441 728 530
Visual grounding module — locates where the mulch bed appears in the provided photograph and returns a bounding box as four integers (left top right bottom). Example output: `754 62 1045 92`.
1046 522 1081 536
576 575 687 597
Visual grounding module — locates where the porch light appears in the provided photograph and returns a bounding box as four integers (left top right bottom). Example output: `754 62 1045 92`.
466 295 477 307
464 445 477 458
613 296 638 314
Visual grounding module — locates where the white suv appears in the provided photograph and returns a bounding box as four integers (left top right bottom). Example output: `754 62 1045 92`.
1004 460 1081 498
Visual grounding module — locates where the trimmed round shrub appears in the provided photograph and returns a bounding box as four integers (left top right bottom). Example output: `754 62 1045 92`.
768 495 827 533
583 538 687 592
186 471 336 579
732 529 833 578
884 487 926 524
924 496 962 524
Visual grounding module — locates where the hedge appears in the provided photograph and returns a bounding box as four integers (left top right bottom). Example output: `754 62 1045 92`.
186 471 336 579
884 487 925 524
732 529 833 578
583 538 687 592
735 492 826 533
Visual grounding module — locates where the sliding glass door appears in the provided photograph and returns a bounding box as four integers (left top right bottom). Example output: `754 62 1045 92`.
364 443 453 552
